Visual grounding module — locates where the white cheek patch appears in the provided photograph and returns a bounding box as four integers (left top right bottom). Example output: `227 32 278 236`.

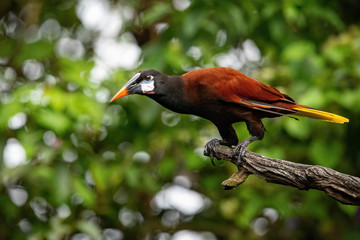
141 80 155 93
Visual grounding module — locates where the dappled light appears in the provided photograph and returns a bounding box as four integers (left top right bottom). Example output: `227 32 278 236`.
55 37 85 60
3 138 27 168
151 183 210 216
8 186 28 207
8 112 27 129
22 59 44 80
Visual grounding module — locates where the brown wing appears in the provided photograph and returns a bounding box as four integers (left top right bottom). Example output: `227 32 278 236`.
183 67 296 116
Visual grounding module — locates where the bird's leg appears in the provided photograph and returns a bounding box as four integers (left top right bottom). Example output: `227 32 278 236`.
204 139 222 166
232 118 265 167
232 135 261 167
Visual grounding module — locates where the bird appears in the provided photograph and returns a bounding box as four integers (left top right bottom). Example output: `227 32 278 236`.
111 67 349 166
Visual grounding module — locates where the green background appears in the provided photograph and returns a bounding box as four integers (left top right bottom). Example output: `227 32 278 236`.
0 0 359 239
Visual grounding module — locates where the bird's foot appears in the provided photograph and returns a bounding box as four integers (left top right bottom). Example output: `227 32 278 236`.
232 136 259 167
232 141 249 167
204 139 221 166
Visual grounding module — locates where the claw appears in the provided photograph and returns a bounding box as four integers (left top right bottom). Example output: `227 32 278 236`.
204 139 221 166
209 152 216 166
232 143 246 166
232 136 260 167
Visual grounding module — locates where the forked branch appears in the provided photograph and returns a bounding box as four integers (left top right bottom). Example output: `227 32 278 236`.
205 145 360 205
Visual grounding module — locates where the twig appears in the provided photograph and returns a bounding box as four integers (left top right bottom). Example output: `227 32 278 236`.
204 145 360 206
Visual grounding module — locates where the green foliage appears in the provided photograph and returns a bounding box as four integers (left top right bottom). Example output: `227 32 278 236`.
0 0 359 239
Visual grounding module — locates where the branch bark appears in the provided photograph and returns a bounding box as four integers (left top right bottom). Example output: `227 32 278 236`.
205 145 360 206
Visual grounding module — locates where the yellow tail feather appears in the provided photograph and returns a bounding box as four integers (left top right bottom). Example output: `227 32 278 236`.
293 107 349 124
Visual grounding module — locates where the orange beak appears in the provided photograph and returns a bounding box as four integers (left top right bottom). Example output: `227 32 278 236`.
110 86 129 102
111 72 141 102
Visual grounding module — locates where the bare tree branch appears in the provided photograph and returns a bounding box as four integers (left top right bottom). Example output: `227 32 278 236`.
205 145 360 206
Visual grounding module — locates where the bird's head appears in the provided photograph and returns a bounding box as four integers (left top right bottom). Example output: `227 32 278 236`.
111 69 166 101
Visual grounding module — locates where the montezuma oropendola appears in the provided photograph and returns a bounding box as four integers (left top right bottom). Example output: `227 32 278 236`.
111 67 349 166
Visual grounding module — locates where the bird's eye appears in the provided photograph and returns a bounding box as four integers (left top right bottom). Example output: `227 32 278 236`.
145 75 153 81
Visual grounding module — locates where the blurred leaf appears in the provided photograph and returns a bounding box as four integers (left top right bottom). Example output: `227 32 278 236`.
59 58 94 88
165 40 188 70
339 87 360 112
296 88 326 109
337 203 358 217
90 161 107 192
157 157 176 178
0 39 15 57
124 166 141 188
281 40 315 62
141 2 172 26
34 109 72 135
183 11 204 38
219 197 239 219
18 129 43 159
13 41 54 66
73 178 95 207
76 220 102 240
47 217 72 240
284 118 310 140
310 140 341 168
307 5 345 31
228 6 247 35
0 102 23 129
134 98 161 127
54 165 71 204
